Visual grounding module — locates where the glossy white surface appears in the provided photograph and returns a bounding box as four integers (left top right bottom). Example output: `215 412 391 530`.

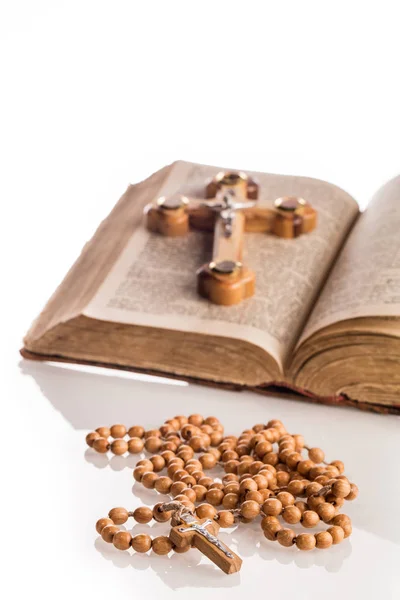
2 2 400 598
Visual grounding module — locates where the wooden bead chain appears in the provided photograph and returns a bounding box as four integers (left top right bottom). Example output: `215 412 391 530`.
87 416 358 573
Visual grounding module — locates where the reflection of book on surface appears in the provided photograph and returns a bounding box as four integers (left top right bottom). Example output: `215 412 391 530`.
22 161 400 414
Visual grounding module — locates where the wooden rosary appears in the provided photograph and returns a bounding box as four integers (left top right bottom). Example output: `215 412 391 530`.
87 415 357 575
145 170 317 305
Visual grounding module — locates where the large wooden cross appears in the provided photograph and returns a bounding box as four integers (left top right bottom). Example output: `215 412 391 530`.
145 170 317 305
169 512 242 574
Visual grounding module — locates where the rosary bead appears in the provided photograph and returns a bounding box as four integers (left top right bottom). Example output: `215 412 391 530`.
86 432 100 447
168 464 184 478
150 455 165 472
186 458 203 470
262 498 282 516
210 432 224 446
307 495 325 511
331 479 351 499
295 501 308 514
133 466 147 482
174 415 188 428
222 493 239 509
110 424 126 439
346 483 359 501
330 514 352 537
260 489 273 501
170 481 186 497
293 434 305 449
160 424 175 437
239 478 258 494
200 453 217 469
133 506 153 524
189 436 207 452
96 426 111 438
297 460 315 477
301 510 320 528
154 476 173 494
240 500 260 520
93 438 110 453
315 531 333 549
327 525 345 544
255 441 272 458
309 466 326 480
276 492 295 508
152 536 173 555
159 450 175 464
222 473 239 484
249 461 264 476
287 479 306 497
296 533 316 551
181 424 199 440
181 475 196 488
330 460 345 474
316 502 336 522
276 471 290 487
137 458 154 471
217 510 235 528
324 465 340 478
177 447 194 462
172 468 187 482
191 470 206 483
108 507 129 525
308 447 325 463
131 533 152 553
277 528 296 547
286 452 303 470
128 425 144 439
209 482 224 491
141 472 159 489
188 414 204 427
198 476 213 489
305 482 322 497
221 450 239 463
161 441 179 453
314 475 330 486
96 517 114 534
263 452 279 466
111 439 128 455
128 437 144 454
144 429 161 439
282 506 302 524
101 524 119 543
113 531 132 551
206 488 224 506
145 437 162 453
224 460 239 474
246 490 264 504
153 503 172 522
263 520 282 541
261 515 279 530
192 484 207 502
325 493 344 508
253 474 269 490
182 488 197 503
196 503 217 519
201 425 214 436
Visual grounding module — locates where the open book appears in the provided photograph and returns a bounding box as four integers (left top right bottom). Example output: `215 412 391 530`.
22 161 400 414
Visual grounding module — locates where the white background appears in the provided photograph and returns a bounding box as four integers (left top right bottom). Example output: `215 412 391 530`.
1 2 399 599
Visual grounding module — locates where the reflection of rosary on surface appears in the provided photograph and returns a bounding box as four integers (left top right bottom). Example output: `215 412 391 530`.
87 416 358 575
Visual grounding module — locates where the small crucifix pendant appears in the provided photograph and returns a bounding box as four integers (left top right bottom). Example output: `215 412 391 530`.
169 513 242 574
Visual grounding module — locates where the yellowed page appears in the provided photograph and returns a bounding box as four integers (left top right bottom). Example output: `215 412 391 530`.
300 175 400 343
84 161 359 372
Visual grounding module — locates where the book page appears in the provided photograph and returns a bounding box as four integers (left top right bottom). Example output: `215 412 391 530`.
300 175 400 342
84 161 359 371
